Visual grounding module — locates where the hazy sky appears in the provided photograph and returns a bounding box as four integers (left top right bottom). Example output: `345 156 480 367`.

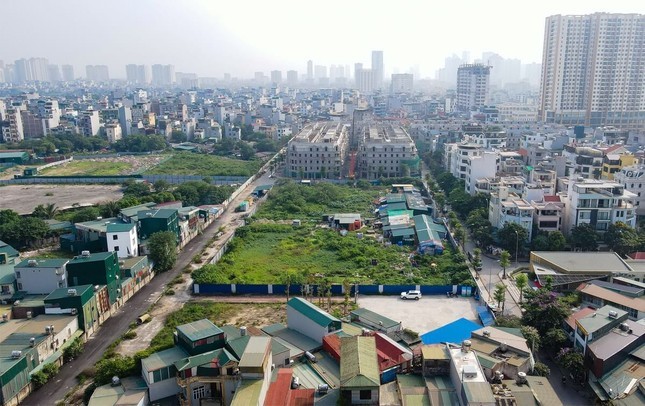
2 0 644 79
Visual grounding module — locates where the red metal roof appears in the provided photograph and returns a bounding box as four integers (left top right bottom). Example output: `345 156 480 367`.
627 252 645 260
564 307 596 330
543 195 561 203
264 369 314 406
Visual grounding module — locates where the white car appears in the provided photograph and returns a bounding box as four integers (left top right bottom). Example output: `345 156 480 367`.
400 290 422 300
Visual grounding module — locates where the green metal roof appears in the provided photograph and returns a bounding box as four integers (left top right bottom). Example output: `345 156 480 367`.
68 251 116 264
0 264 16 285
0 240 19 259
15 258 68 269
173 347 237 371
287 297 340 328
230 379 264 406
578 305 627 334
106 223 135 233
385 193 406 203
137 208 177 219
176 319 223 342
391 227 415 238
119 203 156 219
0 152 28 159
476 353 498 369
44 284 93 301
226 335 250 359
74 217 120 233
340 336 380 389
141 346 188 372
351 308 400 330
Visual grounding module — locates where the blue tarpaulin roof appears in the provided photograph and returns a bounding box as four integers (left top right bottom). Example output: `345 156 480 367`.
476 306 495 327
420 318 482 345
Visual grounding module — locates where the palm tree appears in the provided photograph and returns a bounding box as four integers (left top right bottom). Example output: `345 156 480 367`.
500 250 511 279
493 283 506 314
515 273 528 303
43 203 59 219
101 200 121 218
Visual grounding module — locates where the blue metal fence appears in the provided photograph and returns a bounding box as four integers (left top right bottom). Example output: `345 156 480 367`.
193 283 472 296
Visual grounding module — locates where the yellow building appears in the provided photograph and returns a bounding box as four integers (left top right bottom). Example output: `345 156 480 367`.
602 153 637 180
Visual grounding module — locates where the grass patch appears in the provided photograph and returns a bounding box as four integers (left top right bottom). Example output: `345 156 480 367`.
29 250 75 259
255 180 385 220
150 302 236 350
192 222 467 285
145 152 262 177
39 160 132 176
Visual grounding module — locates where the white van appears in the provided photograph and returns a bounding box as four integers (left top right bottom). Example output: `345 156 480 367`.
400 290 422 300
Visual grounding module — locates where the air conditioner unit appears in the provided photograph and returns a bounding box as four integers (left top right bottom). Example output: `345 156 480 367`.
71 308 78 315
11 351 22 359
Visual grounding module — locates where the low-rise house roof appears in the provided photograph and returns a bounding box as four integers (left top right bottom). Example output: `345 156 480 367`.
577 305 628 335
15 258 68 269
578 283 645 313
176 319 224 343
141 346 187 372
588 320 645 362
174 347 237 372
287 297 340 328
532 251 633 275
340 336 380 388
350 308 401 331
565 307 597 330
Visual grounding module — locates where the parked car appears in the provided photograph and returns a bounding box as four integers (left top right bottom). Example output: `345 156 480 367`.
400 290 422 300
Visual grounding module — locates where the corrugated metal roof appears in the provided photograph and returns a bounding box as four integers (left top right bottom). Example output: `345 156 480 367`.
173 347 237 371
525 376 564 406
351 308 400 330
340 336 380 389
463 381 495 404
421 345 449 360
230 379 264 406
176 319 223 342
141 346 187 371
239 336 270 368
16 258 68 269
287 297 340 327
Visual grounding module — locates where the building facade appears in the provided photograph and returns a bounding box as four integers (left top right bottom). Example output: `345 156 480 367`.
286 122 349 179
456 64 491 112
538 13 645 130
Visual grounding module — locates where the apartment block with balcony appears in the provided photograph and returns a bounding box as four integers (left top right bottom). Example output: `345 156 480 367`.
489 186 535 241
357 123 418 179
561 178 637 235
465 152 498 195
531 195 564 233
286 121 348 179
614 164 645 215
444 142 483 181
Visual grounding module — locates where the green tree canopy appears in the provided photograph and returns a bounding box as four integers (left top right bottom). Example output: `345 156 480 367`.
522 288 571 335
71 207 101 224
604 221 640 257
547 231 567 251
148 231 178 272
570 223 599 251
497 223 528 257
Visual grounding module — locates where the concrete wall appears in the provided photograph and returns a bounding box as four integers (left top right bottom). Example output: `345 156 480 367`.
107 228 138 258
15 266 66 295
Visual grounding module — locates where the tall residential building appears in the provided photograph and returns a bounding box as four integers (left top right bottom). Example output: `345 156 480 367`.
151 64 175 86
539 13 645 130
79 110 100 136
5 107 24 143
125 64 138 83
61 64 75 81
270 70 282 84
14 57 49 83
456 64 491 112
355 68 375 94
390 73 413 94
371 50 384 88
356 122 418 179
286 70 298 86
86 65 109 82
306 60 313 80
286 122 349 179
47 64 61 82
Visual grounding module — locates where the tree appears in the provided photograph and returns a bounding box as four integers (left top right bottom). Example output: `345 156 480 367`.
153 180 171 193
493 283 506 314
453 224 465 249
472 248 482 271
531 234 550 251
95 355 136 385
32 203 58 219
547 231 567 251
100 200 121 218
148 231 178 272
123 180 151 197
544 328 568 351
557 349 585 382
605 221 640 257
570 223 599 251
71 207 101 224
497 223 528 258
239 141 255 160
494 315 522 328
515 273 528 302
170 130 187 143
63 337 84 362
520 325 541 353
532 362 551 377
500 250 511 279
31 370 48 388
522 288 571 335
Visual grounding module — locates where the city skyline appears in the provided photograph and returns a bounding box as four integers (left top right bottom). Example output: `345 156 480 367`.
2 0 643 79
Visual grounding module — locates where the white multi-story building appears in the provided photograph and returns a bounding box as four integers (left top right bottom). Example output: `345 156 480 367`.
105 121 122 143
456 64 491 112
561 178 637 235
5 107 23 143
14 259 68 294
286 121 349 179
390 73 413 94
445 143 483 181
79 110 100 136
465 152 498 195
539 13 645 131
614 164 645 216
489 186 535 241
357 123 418 179
106 223 138 258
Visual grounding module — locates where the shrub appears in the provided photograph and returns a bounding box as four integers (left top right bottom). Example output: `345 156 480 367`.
531 362 550 377
123 331 137 340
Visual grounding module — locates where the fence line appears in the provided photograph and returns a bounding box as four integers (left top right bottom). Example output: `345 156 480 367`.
194 283 472 296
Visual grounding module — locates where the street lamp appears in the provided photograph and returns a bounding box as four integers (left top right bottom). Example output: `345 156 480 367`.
514 230 519 265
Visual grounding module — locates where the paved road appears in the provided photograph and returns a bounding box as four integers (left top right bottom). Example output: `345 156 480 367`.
23 172 275 405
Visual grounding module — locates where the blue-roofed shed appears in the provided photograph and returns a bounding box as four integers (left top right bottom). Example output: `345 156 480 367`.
420 318 482 345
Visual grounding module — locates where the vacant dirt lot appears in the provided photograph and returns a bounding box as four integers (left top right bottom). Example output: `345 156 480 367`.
39 155 165 176
0 184 123 214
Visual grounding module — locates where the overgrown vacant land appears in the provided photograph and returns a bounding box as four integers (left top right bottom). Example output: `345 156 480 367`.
255 181 384 220
39 155 164 176
145 152 263 177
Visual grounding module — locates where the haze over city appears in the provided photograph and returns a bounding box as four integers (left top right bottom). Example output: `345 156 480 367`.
3 0 644 78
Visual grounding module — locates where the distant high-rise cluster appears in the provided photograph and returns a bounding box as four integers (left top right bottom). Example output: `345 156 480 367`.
539 12 645 131
85 65 110 82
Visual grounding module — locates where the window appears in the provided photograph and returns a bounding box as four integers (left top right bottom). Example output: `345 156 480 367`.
193 385 206 400
17 283 22 290
112 235 118 240
360 390 372 400
114 246 120 251
15 271 20 279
